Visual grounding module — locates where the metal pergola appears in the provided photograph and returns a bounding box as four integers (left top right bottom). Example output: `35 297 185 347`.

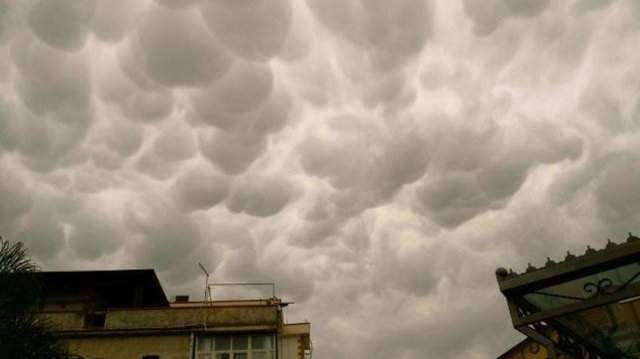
496 233 640 358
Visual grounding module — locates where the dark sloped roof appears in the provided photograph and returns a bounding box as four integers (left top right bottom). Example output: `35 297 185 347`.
39 269 169 308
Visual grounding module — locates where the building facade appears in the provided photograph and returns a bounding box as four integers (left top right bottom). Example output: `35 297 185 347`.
37 270 311 359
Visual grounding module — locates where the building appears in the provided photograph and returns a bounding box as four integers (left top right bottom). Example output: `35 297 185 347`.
37 269 311 359
495 233 640 358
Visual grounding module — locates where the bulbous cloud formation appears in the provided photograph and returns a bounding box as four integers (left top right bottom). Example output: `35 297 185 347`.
2 0 640 357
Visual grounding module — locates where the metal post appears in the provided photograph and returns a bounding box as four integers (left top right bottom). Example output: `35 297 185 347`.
507 298 558 359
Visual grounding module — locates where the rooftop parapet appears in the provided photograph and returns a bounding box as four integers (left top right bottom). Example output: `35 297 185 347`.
41 301 281 335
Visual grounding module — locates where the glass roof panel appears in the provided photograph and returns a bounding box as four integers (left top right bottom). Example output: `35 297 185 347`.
523 262 640 311
554 297 640 357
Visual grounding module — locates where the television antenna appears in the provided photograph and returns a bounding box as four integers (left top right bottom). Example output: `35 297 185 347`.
198 262 212 302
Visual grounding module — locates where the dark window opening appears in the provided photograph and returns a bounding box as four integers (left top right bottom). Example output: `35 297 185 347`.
141 356 160 359
84 312 106 328
175 295 189 303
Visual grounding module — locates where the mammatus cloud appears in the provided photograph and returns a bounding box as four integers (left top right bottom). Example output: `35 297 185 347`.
135 3 231 87
200 0 292 61
2 0 640 357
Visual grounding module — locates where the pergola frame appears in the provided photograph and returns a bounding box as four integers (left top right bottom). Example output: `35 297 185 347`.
497 235 640 359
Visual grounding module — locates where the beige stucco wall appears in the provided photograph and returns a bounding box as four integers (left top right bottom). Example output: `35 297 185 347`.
42 306 308 359
279 336 300 359
69 334 190 359
106 306 277 329
42 306 278 331
70 333 309 359
41 311 85 329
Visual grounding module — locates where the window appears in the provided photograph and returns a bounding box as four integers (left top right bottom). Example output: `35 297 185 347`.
141 356 159 359
196 335 274 359
84 312 106 328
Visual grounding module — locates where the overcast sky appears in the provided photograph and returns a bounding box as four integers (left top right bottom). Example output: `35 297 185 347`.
2 0 640 357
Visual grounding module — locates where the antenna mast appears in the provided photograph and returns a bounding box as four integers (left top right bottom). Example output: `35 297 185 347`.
198 262 211 302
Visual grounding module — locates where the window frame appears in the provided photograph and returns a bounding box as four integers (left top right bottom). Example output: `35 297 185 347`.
195 334 275 359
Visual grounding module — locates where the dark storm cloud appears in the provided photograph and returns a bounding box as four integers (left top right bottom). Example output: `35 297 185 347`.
2 0 640 358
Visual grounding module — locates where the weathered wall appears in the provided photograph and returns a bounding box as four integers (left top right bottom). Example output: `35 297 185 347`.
42 306 278 330
107 306 277 329
41 311 84 329
41 305 302 359
69 334 190 359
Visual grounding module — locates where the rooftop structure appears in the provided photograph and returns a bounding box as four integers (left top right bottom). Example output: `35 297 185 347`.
38 269 311 359
38 269 169 310
496 233 640 358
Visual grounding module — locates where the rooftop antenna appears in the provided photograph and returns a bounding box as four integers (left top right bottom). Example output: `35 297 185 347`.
198 262 211 302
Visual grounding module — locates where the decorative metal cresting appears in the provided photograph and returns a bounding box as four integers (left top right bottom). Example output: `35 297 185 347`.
496 232 640 359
